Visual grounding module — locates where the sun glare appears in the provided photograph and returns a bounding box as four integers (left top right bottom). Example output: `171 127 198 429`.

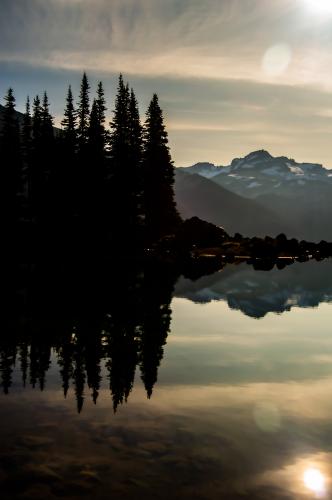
303 468 326 496
304 0 332 14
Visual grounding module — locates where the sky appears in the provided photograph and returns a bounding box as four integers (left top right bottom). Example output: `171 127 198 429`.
1 0 332 167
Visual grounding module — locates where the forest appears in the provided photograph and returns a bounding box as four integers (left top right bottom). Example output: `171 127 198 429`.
0 73 181 257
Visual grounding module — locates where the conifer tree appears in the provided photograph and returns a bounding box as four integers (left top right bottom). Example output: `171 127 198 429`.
108 75 146 245
143 94 181 240
32 95 42 143
30 94 48 222
108 75 131 239
109 75 130 167
21 97 32 216
0 88 22 225
88 82 107 156
77 72 90 148
128 89 143 167
86 91 108 236
59 85 78 226
61 85 77 151
41 91 54 142
75 73 91 229
22 96 32 152
2 88 17 132
96 81 107 148
88 99 102 151
128 88 144 223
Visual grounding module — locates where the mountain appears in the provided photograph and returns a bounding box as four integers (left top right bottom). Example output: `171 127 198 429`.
179 150 332 240
174 169 288 237
175 259 332 318
180 162 221 179
181 150 332 199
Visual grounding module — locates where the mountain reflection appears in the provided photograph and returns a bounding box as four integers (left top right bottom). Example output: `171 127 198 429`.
176 259 332 318
2 259 332 408
1 259 178 412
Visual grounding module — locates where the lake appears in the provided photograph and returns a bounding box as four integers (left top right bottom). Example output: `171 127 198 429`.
1 259 332 499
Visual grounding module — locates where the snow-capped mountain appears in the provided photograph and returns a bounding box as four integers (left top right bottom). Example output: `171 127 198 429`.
180 150 332 199
180 162 221 179
177 150 332 240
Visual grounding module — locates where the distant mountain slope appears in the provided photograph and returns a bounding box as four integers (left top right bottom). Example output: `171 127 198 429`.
181 150 332 200
174 169 287 237
179 150 332 240
256 192 332 240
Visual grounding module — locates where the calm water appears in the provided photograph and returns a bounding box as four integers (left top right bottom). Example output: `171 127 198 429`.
1 260 332 499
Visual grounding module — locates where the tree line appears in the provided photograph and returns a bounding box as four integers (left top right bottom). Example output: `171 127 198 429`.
0 73 181 253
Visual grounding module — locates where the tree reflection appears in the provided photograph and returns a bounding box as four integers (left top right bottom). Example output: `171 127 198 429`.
0 259 179 412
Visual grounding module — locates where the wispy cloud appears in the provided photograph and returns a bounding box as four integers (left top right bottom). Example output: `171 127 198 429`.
2 0 332 87
2 0 332 165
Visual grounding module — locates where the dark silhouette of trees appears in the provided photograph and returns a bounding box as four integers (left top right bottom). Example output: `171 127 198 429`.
0 73 182 250
22 96 32 169
59 85 78 229
30 94 44 222
108 75 132 243
95 81 107 150
0 258 178 413
61 85 77 150
41 92 54 144
77 72 90 149
139 262 176 398
143 93 181 241
128 88 144 235
0 88 22 228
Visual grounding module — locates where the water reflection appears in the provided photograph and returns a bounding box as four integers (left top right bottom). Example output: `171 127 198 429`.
1 259 178 411
1 259 332 499
2 259 332 407
176 259 332 318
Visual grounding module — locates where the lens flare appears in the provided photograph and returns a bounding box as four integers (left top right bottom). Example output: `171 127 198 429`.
262 44 292 77
303 468 326 496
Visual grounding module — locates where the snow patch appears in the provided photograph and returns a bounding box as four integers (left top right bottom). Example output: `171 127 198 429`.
287 163 304 175
247 182 262 189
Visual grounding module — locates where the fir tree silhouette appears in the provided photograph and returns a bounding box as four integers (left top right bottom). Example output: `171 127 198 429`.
61 85 77 150
0 88 22 229
21 96 32 190
60 85 78 233
143 93 181 241
77 72 90 149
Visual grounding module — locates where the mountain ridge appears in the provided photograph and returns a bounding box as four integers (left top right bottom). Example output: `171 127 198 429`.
176 149 332 240
179 150 332 200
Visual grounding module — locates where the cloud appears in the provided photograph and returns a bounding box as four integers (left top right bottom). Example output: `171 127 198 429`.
2 0 332 165
2 0 332 89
